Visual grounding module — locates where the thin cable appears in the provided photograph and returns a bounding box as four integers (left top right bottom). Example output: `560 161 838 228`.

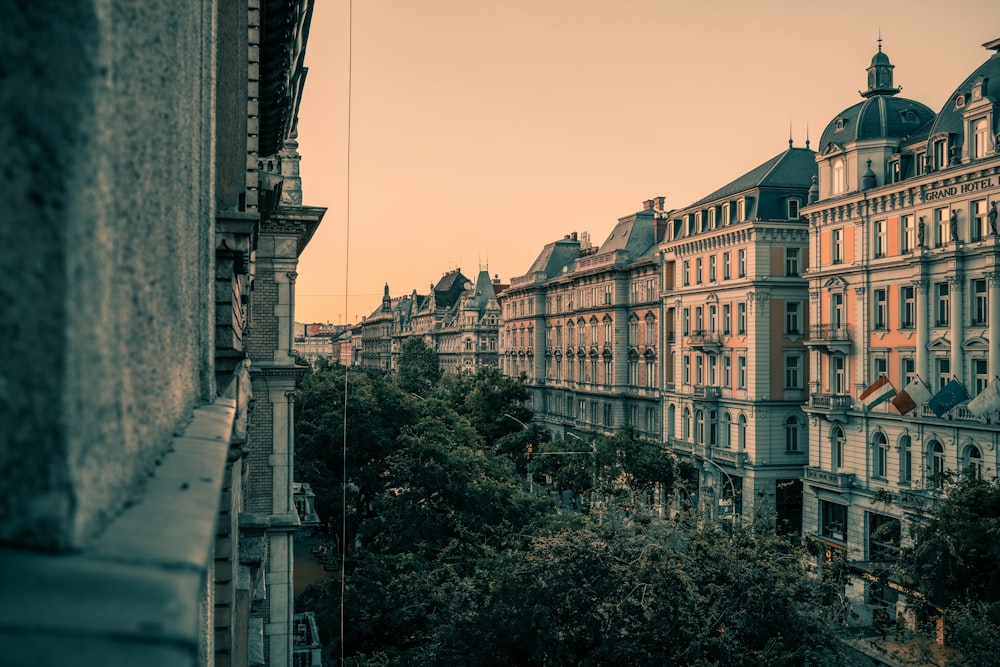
340 0 353 664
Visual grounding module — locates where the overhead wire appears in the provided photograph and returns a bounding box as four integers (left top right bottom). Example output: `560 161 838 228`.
340 0 353 664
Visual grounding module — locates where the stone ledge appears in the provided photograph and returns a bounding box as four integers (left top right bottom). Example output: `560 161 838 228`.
0 398 236 666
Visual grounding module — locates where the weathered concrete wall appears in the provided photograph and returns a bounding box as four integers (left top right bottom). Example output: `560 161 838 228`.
0 2 216 550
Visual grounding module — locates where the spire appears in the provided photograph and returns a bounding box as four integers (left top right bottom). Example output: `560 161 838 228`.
861 35 901 98
805 122 811 150
789 120 793 149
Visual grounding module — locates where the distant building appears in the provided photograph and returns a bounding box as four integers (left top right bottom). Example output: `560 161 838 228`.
801 38 1000 621
359 269 503 374
499 200 668 444
295 322 351 368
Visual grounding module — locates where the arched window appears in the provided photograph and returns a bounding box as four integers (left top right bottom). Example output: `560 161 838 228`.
832 157 846 195
667 403 676 440
929 441 946 489
873 432 888 478
682 407 691 440
899 435 912 484
785 416 800 452
832 426 845 470
964 444 983 480
695 409 705 446
737 414 747 450
721 411 732 449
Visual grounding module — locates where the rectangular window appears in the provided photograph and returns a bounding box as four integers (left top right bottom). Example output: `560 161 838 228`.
900 285 915 328
723 252 731 280
785 247 800 276
936 357 951 391
873 355 888 379
604 403 613 427
785 301 801 335
820 501 847 541
737 355 747 389
683 355 690 385
973 118 989 159
831 228 843 264
604 360 612 387
873 289 887 330
785 353 801 389
737 249 746 277
832 355 846 394
933 138 947 171
708 355 718 386
935 282 950 326
708 305 717 332
737 303 747 335
645 360 656 388
709 255 717 282
695 306 704 331
788 199 799 219
831 293 844 327
695 355 704 384
695 258 703 284
683 261 690 286
874 219 886 258
901 214 913 253
723 304 732 335
972 200 987 242
972 278 988 325
901 356 915 386
629 360 638 385
683 308 690 335
973 358 989 396
723 355 732 387
934 207 949 247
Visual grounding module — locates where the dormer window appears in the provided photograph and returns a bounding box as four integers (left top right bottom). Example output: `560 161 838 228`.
835 118 847 131
972 118 990 159
787 199 800 219
955 94 966 108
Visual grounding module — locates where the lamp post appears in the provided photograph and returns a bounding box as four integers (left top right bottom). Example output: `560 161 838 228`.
566 432 599 517
690 451 740 526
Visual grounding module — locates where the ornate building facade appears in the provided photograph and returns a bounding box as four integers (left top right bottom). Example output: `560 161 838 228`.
801 38 1000 618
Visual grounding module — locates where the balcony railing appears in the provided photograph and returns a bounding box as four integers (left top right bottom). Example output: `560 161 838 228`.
689 330 722 351
710 447 744 467
693 385 721 399
804 467 855 490
808 394 853 411
668 438 694 454
805 324 852 353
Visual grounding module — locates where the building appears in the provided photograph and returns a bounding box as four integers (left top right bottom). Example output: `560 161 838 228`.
359 268 503 374
660 144 816 526
295 323 351 368
801 38 1000 621
0 3 324 665
499 200 668 443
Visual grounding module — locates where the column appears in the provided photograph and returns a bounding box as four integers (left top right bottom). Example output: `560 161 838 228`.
990 272 1000 378
916 279 930 380
949 275 964 385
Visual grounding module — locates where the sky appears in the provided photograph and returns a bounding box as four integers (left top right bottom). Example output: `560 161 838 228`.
293 0 1000 325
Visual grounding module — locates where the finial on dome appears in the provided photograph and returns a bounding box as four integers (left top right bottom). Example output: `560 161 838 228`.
789 120 793 148
805 122 811 149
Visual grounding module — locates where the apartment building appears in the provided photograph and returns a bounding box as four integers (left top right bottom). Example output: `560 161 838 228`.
499 200 668 442
661 145 816 526
801 38 1000 617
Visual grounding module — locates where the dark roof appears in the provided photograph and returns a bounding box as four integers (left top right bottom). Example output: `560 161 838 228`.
686 147 817 209
927 50 1000 143
595 209 656 257
525 237 581 279
819 96 934 148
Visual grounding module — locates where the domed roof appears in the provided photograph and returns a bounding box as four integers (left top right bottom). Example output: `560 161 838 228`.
819 42 934 149
926 45 1000 142
819 96 934 148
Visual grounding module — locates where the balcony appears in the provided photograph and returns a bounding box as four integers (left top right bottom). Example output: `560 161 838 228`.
668 438 694 454
804 324 852 354
693 385 721 401
804 467 855 491
807 393 852 419
710 447 744 468
689 329 722 352
898 488 942 514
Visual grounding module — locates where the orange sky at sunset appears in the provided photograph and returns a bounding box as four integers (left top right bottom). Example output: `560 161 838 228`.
293 0 1000 325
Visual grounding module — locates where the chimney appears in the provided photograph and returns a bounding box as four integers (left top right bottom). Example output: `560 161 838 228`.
571 232 578 241
643 199 654 211
655 196 666 210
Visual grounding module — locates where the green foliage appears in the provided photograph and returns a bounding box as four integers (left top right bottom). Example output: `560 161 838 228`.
396 337 441 396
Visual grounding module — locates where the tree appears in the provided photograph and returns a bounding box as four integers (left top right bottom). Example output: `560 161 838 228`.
397 337 441 396
435 366 535 451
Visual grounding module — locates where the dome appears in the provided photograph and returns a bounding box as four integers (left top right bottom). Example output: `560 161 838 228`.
818 42 934 149
819 96 935 148
926 47 1000 144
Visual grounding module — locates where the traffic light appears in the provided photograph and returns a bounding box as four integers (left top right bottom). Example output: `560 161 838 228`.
526 444 533 461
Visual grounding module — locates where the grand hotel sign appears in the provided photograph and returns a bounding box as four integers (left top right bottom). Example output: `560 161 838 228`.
924 176 998 202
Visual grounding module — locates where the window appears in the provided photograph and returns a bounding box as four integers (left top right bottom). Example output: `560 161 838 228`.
785 301 801 335
832 355 847 394
708 354 718 386
785 247 800 276
900 285 915 328
785 353 802 389
708 305 717 333
721 411 732 448
604 403 614 427
935 282 950 326
629 359 638 385
832 426 845 470
682 354 690 385
901 214 914 253
722 203 731 225
645 316 656 343
695 354 704 384
929 441 946 489
832 158 846 195
683 261 690 286
831 292 844 327
788 199 800 219
972 118 989 159
737 355 747 388
683 308 690 336
708 207 716 229
831 228 843 264
604 284 612 305
889 159 901 184
873 289 887 330
578 320 586 346
972 278 988 324
737 414 747 450
972 200 987 242
709 255 717 282
603 318 612 346
737 302 747 335
736 198 745 221
964 445 983 480
934 207 948 246
933 137 947 171
696 211 703 232
695 258 703 284
682 407 691 439
645 359 656 388
603 359 612 387
785 416 800 452
821 500 848 541
695 306 703 332
901 357 915 386
723 252 731 279
973 358 989 396
873 432 889 478
722 304 732 335
873 355 888 380
723 354 732 387
737 249 746 277
899 435 913 484
936 357 951 391
915 150 926 176
869 513 901 561
590 319 598 345
874 219 886 257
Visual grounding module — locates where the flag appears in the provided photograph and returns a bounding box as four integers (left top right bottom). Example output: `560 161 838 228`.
927 379 970 417
891 375 932 415
967 377 1000 418
859 376 896 409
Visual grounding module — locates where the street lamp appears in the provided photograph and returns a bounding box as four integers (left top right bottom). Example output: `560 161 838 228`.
566 432 599 517
504 413 533 493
